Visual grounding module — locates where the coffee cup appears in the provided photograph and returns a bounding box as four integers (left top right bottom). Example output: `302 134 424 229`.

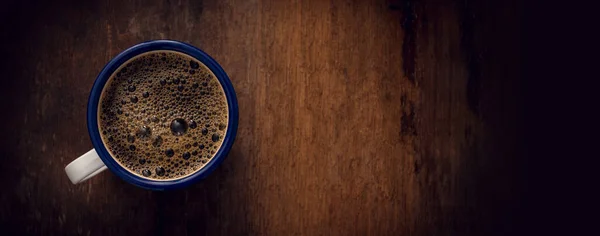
64 40 238 190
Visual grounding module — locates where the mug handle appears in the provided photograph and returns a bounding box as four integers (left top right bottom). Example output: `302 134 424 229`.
65 149 108 184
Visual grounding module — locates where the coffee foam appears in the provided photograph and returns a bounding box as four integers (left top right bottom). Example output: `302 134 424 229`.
98 50 228 180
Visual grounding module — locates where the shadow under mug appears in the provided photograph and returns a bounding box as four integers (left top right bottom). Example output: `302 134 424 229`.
64 40 239 190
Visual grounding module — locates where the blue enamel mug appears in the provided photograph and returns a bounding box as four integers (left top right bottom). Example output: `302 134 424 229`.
64 40 238 190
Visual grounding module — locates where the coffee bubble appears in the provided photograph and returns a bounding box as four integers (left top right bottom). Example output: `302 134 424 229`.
170 118 188 136
190 60 199 69
165 148 175 157
155 167 165 176
127 135 135 143
152 136 163 147
137 126 152 138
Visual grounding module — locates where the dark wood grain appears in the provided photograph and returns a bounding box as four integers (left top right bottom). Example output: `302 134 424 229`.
0 0 523 235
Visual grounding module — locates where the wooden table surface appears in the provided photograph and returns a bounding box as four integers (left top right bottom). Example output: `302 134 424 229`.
0 0 523 235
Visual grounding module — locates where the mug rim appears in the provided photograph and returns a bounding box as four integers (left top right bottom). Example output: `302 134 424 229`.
87 40 238 190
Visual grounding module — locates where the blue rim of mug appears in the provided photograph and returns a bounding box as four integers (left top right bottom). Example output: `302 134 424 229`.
87 40 238 190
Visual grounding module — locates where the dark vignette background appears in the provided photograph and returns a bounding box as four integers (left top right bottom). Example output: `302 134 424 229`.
0 0 530 235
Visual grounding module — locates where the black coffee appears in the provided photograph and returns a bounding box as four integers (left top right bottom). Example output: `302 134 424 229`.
98 51 229 180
